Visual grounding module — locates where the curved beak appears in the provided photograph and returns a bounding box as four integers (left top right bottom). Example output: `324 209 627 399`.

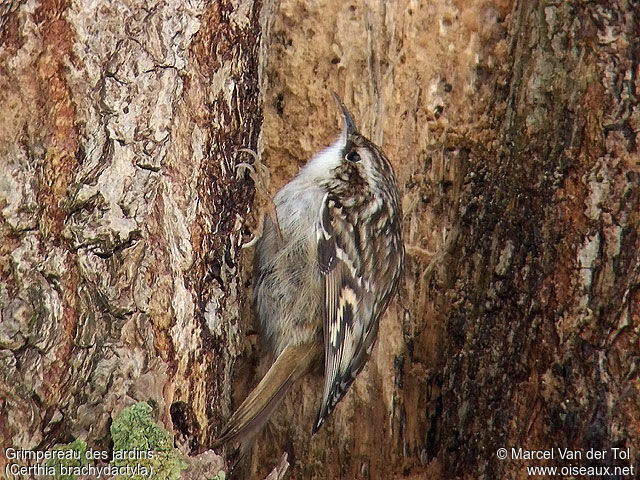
331 91 357 136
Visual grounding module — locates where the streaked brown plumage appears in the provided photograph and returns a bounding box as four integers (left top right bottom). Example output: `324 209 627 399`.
215 94 404 451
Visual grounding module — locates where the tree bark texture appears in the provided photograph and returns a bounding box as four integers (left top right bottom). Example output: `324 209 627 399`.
0 0 273 476
253 0 639 478
1 0 639 479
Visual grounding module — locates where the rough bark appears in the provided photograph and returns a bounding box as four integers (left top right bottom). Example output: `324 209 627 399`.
439 2 640 478
0 0 272 476
253 0 639 478
1 0 639 479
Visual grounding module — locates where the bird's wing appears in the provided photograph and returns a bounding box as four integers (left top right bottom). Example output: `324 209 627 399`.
314 193 377 433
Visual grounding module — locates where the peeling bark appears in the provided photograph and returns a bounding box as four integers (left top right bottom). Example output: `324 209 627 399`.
0 0 272 476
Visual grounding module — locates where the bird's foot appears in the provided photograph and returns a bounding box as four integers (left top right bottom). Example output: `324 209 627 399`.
236 148 282 248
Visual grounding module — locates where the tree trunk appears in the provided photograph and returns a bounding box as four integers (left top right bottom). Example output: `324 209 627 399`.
1 0 273 476
254 0 639 478
2 0 639 479
437 2 640 478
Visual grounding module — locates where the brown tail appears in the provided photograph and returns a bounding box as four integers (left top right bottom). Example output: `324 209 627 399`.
214 343 320 450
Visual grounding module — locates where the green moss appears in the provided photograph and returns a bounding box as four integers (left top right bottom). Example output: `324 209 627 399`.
47 438 90 480
110 402 187 480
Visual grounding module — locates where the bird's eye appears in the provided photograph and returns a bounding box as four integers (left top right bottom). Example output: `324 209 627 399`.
345 150 361 163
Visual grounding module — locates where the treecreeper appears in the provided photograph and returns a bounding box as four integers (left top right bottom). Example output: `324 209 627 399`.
215 94 404 460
